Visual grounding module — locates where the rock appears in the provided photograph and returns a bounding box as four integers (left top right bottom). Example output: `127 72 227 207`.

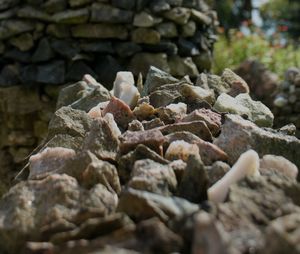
133 102 156 120
163 7 191 25
119 129 165 155
260 155 298 180
190 9 211 25
142 118 165 130
17 6 52 22
117 188 199 222
68 0 92 8
50 213 133 244
128 159 177 195
50 39 80 59
181 108 222 136
80 41 114 53
112 72 140 109
48 106 92 139
36 60 66 84
72 24 128 39
128 120 144 131
53 8 89 24
165 140 199 162
160 121 212 141
168 55 199 77
82 117 120 162
129 53 170 76
181 20 196 37
29 147 76 180
221 68 250 97
102 96 135 129
213 93 274 127
206 161 230 186
111 0 135 10
0 0 19 11
70 84 111 112
0 20 35 40
91 3 133 23
114 42 142 57
141 66 179 96
32 38 55 62
214 114 300 176
177 153 208 203
118 144 169 183
264 213 300 254
46 134 84 151
156 22 178 38
192 212 229 254
0 174 117 253
133 12 158 27
178 38 200 56
149 83 182 108
9 33 34 51
208 150 260 203
180 83 215 105
131 28 161 44
46 24 71 38
43 0 68 13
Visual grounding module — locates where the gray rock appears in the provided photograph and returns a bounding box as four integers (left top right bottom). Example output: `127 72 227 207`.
80 41 114 53
264 213 300 254
91 3 133 23
131 28 161 44
163 7 191 24
129 53 170 76
214 114 300 175
117 188 199 222
111 0 135 10
82 117 120 162
48 106 92 139
0 174 117 253
114 42 142 57
32 38 55 62
177 154 208 202
9 33 34 52
128 159 177 195
72 24 128 39
168 55 199 77
181 20 196 37
36 60 65 84
118 144 169 183
69 0 92 8
156 22 178 38
213 93 274 127
53 8 89 24
142 66 179 96
43 0 67 14
133 11 159 27
17 6 52 22
178 37 200 56
46 24 71 38
149 84 182 107
0 20 35 40
206 161 230 186
70 85 111 112
0 0 19 11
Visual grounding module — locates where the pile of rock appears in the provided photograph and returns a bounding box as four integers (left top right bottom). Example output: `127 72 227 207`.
273 67 300 137
0 67 299 254
0 0 218 87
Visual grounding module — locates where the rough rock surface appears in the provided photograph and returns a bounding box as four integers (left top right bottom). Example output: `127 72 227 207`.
0 67 300 254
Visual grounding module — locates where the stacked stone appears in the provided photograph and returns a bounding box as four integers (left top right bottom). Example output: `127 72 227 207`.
273 67 300 137
0 0 217 182
0 0 218 88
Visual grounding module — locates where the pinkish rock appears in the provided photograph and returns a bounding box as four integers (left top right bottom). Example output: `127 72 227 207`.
29 147 76 180
165 140 199 162
119 129 165 155
103 96 135 129
181 108 222 136
159 121 212 142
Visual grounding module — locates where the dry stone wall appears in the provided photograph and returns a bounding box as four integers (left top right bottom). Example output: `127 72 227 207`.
0 0 218 185
0 0 218 87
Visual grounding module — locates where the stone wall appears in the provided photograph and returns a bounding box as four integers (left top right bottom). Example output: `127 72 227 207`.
0 0 218 88
0 0 218 189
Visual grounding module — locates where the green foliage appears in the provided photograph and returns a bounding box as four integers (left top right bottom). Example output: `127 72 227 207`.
212 32 300 77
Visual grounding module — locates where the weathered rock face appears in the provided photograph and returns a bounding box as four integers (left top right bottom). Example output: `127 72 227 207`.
0 67 300 254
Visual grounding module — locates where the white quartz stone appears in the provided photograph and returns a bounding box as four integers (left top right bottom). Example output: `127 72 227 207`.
208 149 260 203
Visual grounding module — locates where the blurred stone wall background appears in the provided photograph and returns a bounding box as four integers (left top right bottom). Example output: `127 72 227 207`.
0 0 218 190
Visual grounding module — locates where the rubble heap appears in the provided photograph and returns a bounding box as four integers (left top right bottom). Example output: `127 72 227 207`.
0 67 299 254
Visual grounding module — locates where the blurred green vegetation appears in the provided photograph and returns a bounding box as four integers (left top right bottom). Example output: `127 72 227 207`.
212 31 300 77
